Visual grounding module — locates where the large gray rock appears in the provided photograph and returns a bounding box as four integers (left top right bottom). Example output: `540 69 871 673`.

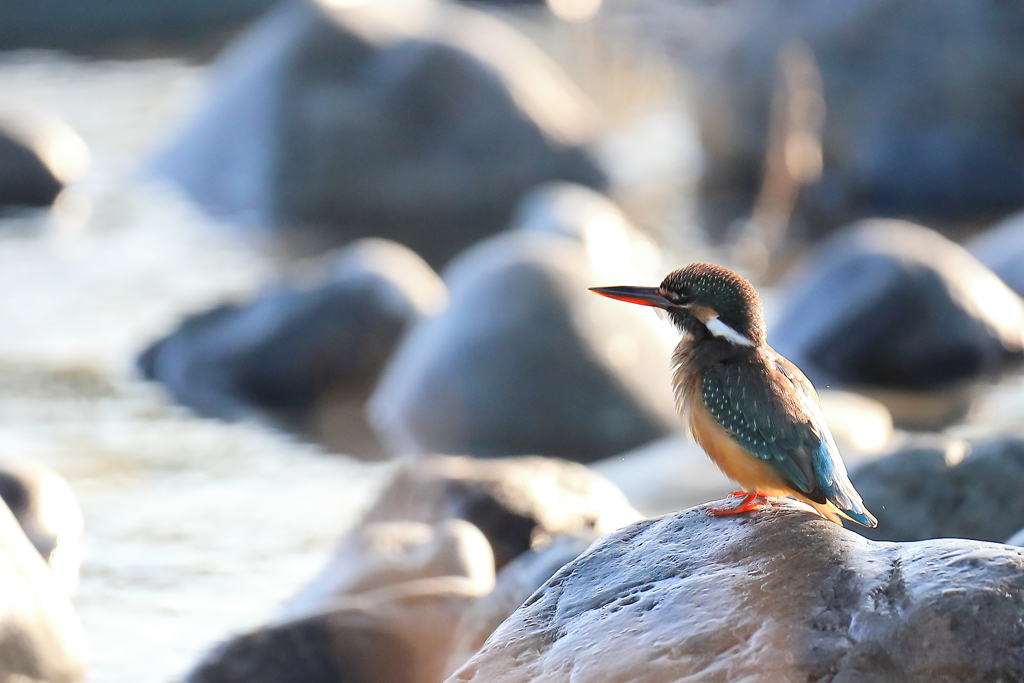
151 0 605 268
0 104 88 213
138 238 445 459
771 219 1024 428
369 228 678 462
449 500 1024 683
851 433 1024 544
0 498 87 683
623 0 1024 244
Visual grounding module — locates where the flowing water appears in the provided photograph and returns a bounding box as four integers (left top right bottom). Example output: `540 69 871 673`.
0 53 394 683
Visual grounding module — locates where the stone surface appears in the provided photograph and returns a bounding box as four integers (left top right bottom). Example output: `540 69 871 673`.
444 535 591 678
771 219 1024 428
138 238 445 458
851 432 1024 544
0 104 88 212
369 227 678 462
0 0 275 58
593 388 893 516
449 499 1024 683
281 519 495 622
968 210 1024 299
0 498 87 683
1007 527 1024 547
0 462 83 595
151 0 605 268
627 0 1024 244
361 456 640 569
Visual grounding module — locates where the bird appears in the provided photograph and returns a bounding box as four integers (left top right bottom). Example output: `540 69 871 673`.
589 263 877 527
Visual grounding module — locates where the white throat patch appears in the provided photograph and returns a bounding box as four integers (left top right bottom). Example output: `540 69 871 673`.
705 316 755 347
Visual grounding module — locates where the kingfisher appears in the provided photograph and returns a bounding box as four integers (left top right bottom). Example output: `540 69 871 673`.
590 263 877 527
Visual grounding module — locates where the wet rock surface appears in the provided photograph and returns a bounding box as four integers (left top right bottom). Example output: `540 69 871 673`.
369 228 677 462
771 219 1024 428
138 239 445 458
851 433 1024 544
151 0 605 268
0 498 87 683
449 500 1024 683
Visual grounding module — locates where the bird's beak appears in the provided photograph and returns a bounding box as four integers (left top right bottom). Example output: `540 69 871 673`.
588 285 674 309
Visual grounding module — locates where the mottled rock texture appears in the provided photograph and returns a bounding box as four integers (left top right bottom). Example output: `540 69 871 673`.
449 500 1024 683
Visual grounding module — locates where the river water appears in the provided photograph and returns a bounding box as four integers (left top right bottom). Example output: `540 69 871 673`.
0 53 394 683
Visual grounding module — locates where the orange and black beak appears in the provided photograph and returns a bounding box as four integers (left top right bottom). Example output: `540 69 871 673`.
588 286 675 309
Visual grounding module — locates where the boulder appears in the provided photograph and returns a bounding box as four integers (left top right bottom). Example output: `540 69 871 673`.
593 388 893 516
0 463 83 595
0 0 275 58
449 499 1024 683
967 209 1024 299
0 498 87 683
360 456 640 569
151 0 605 268
138 238 446 459
0 104 88 212
771 219 1024 429
623 0 1024 244
369 228 678 462
851 432 1024 544
1007 527 1024 547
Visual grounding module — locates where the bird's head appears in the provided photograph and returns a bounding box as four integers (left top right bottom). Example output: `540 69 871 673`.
590 263 766 348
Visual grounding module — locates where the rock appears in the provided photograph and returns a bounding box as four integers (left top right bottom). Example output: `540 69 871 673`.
281 519 495 622
0 497 87 683
138 238 446 459
151 0 606 269
0 463 83 595
369 228 678 462
0 104 89 212
624 0 1024 244
0 0 275 58
851 432 1024 544
189 577 481 683
1007 527 1024 547
449 499 1024 683
771 219 1024 429
444 535 591 677
360 456 640 569
593 388 893 516
967 209 1024 298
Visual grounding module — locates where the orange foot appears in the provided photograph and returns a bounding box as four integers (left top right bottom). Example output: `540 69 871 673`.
708 491 774 517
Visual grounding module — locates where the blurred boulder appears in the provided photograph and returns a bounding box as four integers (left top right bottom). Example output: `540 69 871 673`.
0 498 87 683
629 0 1024 244
359 456 639 569
0 104 89 213
771 219 1024 429
369 227 677 461
1007 527 1024 547
138 239 445 459
852 432 1024 544
151 0 606 269
0 463 83 595
443 535 590 677
967 210 1024 299
450 500 1024 683
0 0 275 59
594 388 892 516
281 519 495 622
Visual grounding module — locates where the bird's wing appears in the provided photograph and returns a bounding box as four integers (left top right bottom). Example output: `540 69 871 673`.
700 350 830 502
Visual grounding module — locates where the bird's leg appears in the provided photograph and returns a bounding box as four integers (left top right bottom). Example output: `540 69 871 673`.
727 490 747 498
707 491 772 517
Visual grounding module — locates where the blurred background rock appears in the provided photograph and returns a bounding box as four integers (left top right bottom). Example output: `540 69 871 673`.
1 0 1024 681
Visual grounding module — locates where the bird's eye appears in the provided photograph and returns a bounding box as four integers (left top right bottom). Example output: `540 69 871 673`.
660 289 689 305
